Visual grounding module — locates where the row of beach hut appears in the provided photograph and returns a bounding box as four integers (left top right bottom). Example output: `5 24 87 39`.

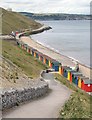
17 40 92 93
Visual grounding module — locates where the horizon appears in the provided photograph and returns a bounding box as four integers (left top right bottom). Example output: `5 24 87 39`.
1 7 90 16
0 0 91 15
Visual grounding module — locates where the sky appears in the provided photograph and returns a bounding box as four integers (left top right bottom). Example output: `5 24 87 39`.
0 0 91 14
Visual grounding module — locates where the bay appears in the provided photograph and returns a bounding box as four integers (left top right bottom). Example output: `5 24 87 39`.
31 20 90 67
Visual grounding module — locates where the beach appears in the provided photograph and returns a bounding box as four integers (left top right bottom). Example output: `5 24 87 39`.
20 36 91 79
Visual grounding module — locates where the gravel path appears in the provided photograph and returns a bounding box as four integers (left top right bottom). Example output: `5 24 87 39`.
3 73 72 118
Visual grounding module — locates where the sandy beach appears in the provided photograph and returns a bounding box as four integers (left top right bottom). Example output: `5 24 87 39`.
20 36 91 79
20 36 76 67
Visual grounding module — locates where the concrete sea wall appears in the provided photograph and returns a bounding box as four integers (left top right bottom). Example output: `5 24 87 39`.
79 63 92 79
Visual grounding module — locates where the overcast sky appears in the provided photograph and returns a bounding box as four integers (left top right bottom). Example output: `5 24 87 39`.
0 0 91 14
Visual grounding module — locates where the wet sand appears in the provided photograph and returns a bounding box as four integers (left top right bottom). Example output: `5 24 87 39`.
3 73 72 118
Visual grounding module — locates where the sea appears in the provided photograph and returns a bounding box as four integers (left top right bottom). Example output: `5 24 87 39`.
31 20 90 67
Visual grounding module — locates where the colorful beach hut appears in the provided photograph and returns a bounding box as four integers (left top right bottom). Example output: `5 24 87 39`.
60 66 67 76
51 61 61 71
46 56 50 66
72 72 83 85
21 43 24 49
18 41 22 48
63 67 72 78
43 56 46 64
49 59 52 68
35 51 39 59
59 65 62 75
78 76 89 88
70 71 77 82
32 48 37 57
27 46 31 54
81 79 92 92
23 44 28 51
66 69 76 81
39 53 44 62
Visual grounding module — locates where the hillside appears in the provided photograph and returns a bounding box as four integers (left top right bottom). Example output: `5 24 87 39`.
1 8 42 34
20 12 91 21
1 40 47 79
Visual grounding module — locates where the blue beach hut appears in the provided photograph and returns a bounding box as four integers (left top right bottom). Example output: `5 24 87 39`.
52 61 61 71
72 72 83 85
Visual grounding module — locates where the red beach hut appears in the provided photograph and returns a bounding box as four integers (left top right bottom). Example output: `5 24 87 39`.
81 79 92 92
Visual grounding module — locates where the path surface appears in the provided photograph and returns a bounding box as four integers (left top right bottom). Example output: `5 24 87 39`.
3 73 72 118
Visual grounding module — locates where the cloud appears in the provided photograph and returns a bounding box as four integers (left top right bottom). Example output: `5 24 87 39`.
0 0 91 14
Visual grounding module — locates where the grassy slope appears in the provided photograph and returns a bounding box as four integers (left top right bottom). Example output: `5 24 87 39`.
1 7 42 34
54 74 92 119
2 40 48 79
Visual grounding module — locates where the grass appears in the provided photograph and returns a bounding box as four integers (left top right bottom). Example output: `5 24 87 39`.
2 40 48 78
1 7 42 34
54 73 92 119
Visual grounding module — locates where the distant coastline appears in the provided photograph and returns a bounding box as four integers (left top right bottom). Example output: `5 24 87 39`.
20 12 91 20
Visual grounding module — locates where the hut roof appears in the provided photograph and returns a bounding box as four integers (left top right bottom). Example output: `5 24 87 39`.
79 76 89 80
64 67 72 71
66 69 76 72
32 48 37 51
83 79 92 84
72 72 82 76
74 74 83 77
52 61 61 65
62 66 69 69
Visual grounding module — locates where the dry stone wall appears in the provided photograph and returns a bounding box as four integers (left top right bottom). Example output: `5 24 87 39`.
1 81 48 110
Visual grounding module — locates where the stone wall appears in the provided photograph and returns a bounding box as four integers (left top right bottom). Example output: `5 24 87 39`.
1 80 48 110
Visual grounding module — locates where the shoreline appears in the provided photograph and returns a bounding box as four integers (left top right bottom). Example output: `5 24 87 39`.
32 37 91 69
19 36 92 79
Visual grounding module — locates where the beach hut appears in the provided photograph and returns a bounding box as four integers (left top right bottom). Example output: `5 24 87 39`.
61 66 69 77
34 51 36 57
27 46 31 53
39 53 44 62
51 61 61 71
46 57 49 65
32 48 37 56
70 71 77 82
49 60 52 68
63 67 72 78
78 76 89 88
35 51 39 59
23 44 28 51
43 57 46 64
72 72 83 85
81 79 92 92
21 43 24 49
59 65 62 75
18 41 22 48
66 69 76 81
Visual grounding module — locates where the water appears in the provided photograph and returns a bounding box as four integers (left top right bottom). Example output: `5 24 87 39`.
31 20 90 67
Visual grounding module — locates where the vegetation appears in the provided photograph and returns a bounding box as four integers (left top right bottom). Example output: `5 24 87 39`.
2 40 48 78
54 74 92 119
20 12 91 21
1 7 42 34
